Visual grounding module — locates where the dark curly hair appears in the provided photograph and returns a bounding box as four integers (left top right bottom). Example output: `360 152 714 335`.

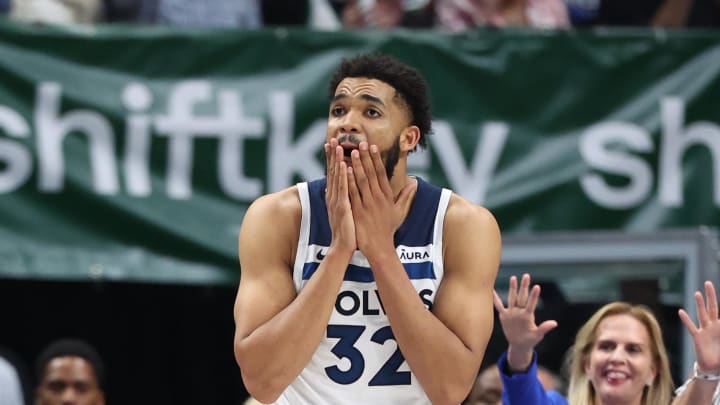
328 53 432 150
36 338 106 391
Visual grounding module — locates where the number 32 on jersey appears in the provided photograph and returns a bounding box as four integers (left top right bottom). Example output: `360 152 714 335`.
325 325 411 386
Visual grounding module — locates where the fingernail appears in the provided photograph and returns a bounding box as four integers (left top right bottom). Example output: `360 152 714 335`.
370 145 378 154
360 142 368 151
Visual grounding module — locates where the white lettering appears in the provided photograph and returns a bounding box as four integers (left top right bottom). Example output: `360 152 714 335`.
659 97 720 207
431 120 508 204
217 89 265 199
579 122 653 208
155 81 265 199
0 106 31 192
122 82 153 196
35 82 119 194
155 81 211 199
2 82 717 214
268 92 324 192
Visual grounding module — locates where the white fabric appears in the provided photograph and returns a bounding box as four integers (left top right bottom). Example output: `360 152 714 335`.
156 0 261 28
0 357 24 405
308 0 341 30
674 377 720 405
10 0 102 23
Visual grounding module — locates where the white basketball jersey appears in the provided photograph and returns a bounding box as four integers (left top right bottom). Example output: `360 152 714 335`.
273 177 451 405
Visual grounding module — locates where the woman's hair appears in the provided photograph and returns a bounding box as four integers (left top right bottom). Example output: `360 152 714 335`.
566 302 673 405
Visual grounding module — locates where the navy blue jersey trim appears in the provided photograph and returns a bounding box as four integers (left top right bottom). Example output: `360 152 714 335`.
302 261 436 282
308 178 331 246
394 177 442 246
306 177 442 247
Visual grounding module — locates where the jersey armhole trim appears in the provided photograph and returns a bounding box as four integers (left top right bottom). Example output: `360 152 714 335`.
432 188 452 281
294 182 311 290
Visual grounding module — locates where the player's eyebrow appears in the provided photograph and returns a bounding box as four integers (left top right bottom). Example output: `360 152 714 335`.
331 93 386 107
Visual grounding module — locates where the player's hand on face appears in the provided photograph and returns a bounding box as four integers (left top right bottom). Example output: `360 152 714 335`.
347 142 414 257
325 138 356 254
678 281 720 374
493 274 558 353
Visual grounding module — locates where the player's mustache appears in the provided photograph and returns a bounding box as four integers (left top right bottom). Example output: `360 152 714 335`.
337 134 362 145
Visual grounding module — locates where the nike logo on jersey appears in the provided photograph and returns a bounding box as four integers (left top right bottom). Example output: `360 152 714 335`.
316 250 326 261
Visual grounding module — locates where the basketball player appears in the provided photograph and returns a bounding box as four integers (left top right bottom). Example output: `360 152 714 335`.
233 53 501 404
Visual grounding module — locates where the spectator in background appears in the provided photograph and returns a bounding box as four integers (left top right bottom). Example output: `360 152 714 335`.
536 364 561 393
9 0 103 24
494 273 674 405
464 364 504 405
334 0 435 29
153 0 261 28
435 0 570 30
102 0 340 30
101 0 262 26
464 362 561 405
35 339 105 405
565 0 720 27
0 356 24 405
99 0 262 26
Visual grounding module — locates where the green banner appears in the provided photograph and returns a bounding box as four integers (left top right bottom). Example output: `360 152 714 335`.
1 20 719 283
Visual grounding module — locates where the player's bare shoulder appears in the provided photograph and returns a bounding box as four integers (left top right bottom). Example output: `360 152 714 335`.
442 193 501 271
239 185 303 260
245 185 302 224
445 193 499 236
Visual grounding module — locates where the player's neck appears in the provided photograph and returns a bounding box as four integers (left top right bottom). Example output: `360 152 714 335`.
389 160 409 197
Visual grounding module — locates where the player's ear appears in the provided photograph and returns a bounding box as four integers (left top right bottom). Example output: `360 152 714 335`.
400 126 420 153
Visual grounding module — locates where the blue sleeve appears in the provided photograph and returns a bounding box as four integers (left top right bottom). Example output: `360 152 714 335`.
498 351 568 405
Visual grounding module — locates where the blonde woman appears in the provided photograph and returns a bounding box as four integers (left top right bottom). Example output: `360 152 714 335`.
493 273 674 405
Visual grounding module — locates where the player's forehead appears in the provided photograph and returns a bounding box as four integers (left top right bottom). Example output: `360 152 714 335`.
333 77 396 103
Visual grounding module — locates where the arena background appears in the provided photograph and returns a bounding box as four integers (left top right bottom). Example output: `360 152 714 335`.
1 18 719 404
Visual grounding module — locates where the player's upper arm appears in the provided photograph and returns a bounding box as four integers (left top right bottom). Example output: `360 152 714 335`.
433 195 501 359
233 187 301 343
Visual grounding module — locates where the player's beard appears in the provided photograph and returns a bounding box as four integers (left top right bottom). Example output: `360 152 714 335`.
381 136 401 182
326 134 401 182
